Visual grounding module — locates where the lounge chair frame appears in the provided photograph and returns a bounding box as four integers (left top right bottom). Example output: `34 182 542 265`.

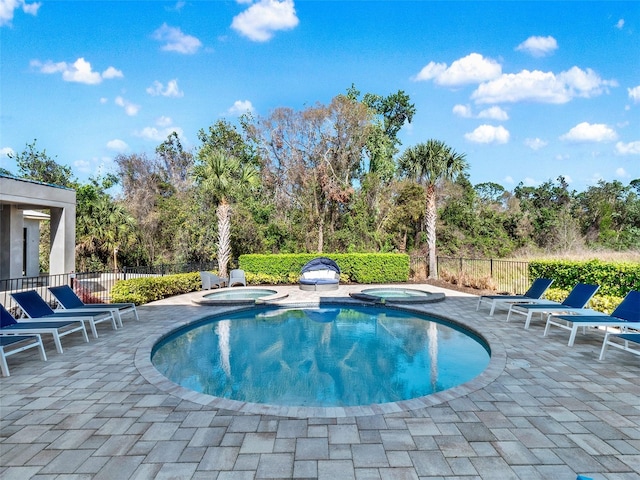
599 332 640 360
1 304 89 354
11 290 117 339
0 333 47 376
476 278 554 316
544 290 640 346
506 283 600 329
48 285 139 327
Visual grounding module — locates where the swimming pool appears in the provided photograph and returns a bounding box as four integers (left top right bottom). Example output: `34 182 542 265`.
151 305 490 407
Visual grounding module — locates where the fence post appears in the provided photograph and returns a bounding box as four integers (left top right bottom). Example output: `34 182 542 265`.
490 258 493 278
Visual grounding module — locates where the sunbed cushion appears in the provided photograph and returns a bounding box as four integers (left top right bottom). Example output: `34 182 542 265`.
49 286 85 308
1 305 18 327
299 277 339 285
611 291 640 322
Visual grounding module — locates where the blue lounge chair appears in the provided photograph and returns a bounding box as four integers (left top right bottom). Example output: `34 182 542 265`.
49 285 139 327
0 333 47 377
545 290 640 347
229 269 247 287
506 283 600 329
476 278 554 316
1 303 88 354
11 290 117 339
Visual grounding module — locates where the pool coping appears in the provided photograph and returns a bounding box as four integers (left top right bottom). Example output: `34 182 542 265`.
134 297 506 418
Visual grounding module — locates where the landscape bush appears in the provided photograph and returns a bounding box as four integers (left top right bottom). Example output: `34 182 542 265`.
111 272 201 305
529 259 639 298
239 253 409 284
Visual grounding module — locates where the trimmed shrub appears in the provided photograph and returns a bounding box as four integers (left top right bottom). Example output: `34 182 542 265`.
111 272 201 305
239 253 409 284
529 259 639 297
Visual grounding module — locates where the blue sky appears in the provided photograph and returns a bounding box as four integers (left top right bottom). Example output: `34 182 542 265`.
1 0 639 192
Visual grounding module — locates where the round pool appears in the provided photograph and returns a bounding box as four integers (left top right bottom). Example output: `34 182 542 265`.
350 287 445 304
195 288 286 306
151 305 489 407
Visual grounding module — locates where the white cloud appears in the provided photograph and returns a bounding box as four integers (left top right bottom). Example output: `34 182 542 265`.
73 159 92 173
156 116 173 127
231 0 299 42
562 174 573 184
115 96 140 116
477 106 509 121
615 19 625 30
628 85 640 103
524 138 548 150
228 99 254 115
135 126 184 142
146 79 184 97
135 117 183 142
452 104 473 118
0 0 40 27
504 176 514 184
99 97 108 104
30 57 122 85
464 124 510 144
153 23 202 54
102 66 123 79
523 177 538 186
0 146 15 157
413 53 501 86
471 66 617 105
615 167 628 177
515 35 558 57
560 122 617 143
106 139 129 152
453 104 508 120
615 141 640 155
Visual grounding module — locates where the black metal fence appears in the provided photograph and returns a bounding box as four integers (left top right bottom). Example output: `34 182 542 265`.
0 261 217 314
2 256 529 313
410 255 531 294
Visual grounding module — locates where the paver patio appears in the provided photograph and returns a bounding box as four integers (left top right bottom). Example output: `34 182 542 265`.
1 284 638 479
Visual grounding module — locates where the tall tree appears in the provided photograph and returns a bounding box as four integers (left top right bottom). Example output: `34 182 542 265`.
193 148 259 279
399 140 467 278
10 140 76 187
248 94 372 252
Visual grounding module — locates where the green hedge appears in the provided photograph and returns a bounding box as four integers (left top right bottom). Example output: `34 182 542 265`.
110 254 410 305
239 253 410 284
529 259 639 297
111 272 201 305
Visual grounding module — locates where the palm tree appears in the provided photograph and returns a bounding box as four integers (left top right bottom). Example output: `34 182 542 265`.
193 149 258 279
399 140 467 279
76 195 138 271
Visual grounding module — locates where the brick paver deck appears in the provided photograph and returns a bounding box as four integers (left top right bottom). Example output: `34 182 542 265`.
1 284 638 479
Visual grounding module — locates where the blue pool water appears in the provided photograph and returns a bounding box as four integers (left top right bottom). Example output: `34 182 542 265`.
203 288 277 301
151 305 490 407
361 288 432 298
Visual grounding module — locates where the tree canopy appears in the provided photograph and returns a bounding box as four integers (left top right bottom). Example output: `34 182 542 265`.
8 91 639 274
